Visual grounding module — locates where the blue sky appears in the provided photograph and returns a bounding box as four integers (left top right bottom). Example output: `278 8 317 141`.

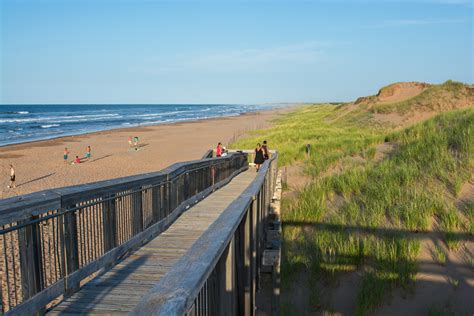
0 0 472 104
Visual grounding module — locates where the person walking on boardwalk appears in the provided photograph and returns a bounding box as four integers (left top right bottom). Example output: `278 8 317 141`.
7 164 16 189
262 140 269 160
216 142 223 157
64 147 69 164
254 143 265 172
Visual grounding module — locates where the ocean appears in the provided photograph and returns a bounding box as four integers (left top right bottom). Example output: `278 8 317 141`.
0 104 279 147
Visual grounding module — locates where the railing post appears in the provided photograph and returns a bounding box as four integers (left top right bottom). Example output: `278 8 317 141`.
184 172 188 203
102 194 116 252
163 179 170 217
132 189 143 235
64 207 79 295
171 178 178 211
151 184 161 223
184 172 190 201
216 238 236 315
256 190 263 290
195 169 200 196
18 216 43 302
250 197 257 313
236 211 252 316
208 268 218 315
211 165 215 187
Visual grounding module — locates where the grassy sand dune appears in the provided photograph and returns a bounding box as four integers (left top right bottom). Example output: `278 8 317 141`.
231 81 473 315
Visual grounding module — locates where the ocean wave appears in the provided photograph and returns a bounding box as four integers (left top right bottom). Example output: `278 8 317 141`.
0 111 30 115
41 124 60 128
157 108 214 117
0 104 266 147
0 113 121 123
135 113 164 117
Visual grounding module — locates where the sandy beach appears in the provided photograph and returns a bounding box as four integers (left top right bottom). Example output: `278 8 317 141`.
0 107 293 199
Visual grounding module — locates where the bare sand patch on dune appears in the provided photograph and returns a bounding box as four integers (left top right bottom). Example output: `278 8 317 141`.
377 82 428 103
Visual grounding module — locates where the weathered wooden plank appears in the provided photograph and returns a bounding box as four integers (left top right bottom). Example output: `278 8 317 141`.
102 195 117 253
45 161 254 315
5 280 65 316
68 287 151 298
0 152 247 227
18 216 43 301
0 191 61 226
129 155 276 315
64 207 80 295
57 167 244 298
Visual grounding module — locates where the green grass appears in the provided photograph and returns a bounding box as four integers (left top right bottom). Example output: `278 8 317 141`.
231 104 384 167
232 102 473 315
431 245 447 266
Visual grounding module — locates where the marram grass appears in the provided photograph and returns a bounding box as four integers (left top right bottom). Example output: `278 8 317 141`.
233 104 473 315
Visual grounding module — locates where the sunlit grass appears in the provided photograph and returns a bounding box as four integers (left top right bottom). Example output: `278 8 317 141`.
431 245 447 266
234 103 473 314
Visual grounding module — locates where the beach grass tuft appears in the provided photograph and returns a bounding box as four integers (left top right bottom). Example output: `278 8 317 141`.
232 99 473 314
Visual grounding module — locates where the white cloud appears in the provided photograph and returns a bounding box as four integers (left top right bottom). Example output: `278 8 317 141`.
362 18 470 28
385 18 469 25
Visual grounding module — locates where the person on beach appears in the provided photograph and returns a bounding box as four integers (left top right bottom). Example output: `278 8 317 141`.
133 136 139 150
7 165 15 189
254 143 265 172
73 156 81 164
262 140 269 160
128 137 133 149
216 142 223 157
86 146 91 160
64 147 69 164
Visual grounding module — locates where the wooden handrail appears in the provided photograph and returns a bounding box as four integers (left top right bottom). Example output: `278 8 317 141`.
0 151 249 315
130 152 279 315
0 154 243 226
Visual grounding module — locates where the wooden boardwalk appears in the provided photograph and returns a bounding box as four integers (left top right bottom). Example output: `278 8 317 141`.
47 169 257 315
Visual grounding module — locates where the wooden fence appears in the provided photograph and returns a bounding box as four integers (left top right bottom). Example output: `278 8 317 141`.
0 152 248 315
131 152 278 315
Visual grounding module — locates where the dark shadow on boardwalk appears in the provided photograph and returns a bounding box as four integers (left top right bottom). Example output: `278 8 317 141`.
56 254 150 314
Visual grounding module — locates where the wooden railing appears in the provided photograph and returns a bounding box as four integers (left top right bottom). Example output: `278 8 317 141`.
203 148 262 166
201 149 214 159
0 152 248 315
131 152 278 315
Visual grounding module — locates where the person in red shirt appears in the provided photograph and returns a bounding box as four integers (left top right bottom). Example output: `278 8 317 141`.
216 142 222 157
74 156 81 164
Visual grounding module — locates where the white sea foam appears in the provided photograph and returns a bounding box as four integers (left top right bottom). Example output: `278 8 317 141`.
0 104 265 147
41 124 60 128
0 113 121 123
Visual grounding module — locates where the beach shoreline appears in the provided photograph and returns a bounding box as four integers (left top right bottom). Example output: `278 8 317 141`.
0 106 297 150
0 105 298 199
